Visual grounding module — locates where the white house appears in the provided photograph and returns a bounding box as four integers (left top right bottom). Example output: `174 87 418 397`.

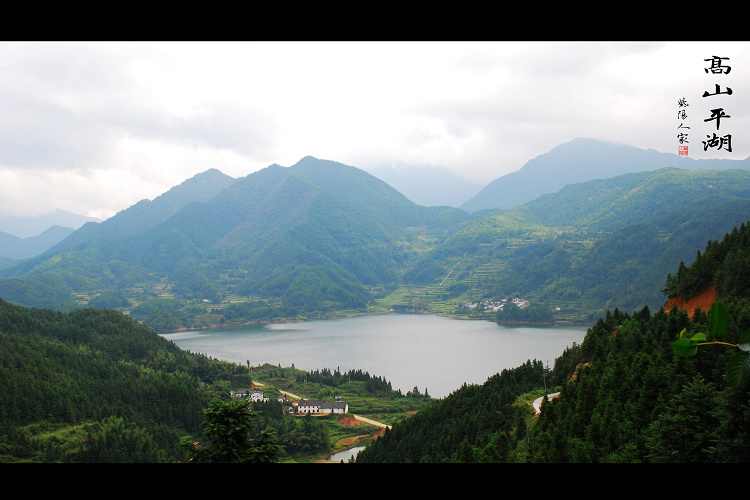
231 388 269 403
296 399 349 415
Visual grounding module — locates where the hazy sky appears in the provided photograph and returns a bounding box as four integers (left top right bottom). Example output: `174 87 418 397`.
2 41 748 220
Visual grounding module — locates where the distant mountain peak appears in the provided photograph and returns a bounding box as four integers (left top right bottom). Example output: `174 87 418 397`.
49 168 238 252
461 138 750 213
0 209 100 240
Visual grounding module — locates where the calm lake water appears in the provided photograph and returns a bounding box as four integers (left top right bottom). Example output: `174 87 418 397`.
160 313 587 399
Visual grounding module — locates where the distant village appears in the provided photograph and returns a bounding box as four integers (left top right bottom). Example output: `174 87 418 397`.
464 298 560 312
464 297 531 312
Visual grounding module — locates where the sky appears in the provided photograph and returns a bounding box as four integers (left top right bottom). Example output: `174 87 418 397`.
1 41 749 221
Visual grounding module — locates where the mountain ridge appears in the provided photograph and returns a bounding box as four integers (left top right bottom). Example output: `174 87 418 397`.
49 168 237 253
0 225 75 261
0 209 100 239
461 138 750 212
3 144 750 327
0 156 470 320
403 167 750 323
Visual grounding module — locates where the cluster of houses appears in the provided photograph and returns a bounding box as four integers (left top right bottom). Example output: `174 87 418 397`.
465 297 531 312
231 387 349 416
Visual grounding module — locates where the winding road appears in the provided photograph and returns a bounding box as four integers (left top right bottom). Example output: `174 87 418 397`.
533 392 560 414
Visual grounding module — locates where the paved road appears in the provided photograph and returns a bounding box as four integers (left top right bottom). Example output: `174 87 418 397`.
351 414 391 429
533 392 560 414
279 389 303 400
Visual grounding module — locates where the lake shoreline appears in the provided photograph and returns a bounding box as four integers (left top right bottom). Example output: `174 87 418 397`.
157 308 590 334
161 313 589 399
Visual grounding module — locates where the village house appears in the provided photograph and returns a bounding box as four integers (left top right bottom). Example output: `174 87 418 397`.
295 399 349 415
230 388 269 403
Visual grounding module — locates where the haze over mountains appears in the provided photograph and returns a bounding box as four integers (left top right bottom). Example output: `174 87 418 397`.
2 137 750 328
0 210 101 265
365 164 484 208
0 226 75 261
0 209 100 239
461 138 750 212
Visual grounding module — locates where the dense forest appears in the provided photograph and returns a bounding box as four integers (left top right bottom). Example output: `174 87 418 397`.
0 302 256 462
0 299 376 462
356 222 750 463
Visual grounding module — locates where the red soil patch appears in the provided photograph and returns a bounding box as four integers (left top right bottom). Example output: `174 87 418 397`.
663 285 716 318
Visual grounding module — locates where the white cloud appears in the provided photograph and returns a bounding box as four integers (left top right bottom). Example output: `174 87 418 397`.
1 41 748 219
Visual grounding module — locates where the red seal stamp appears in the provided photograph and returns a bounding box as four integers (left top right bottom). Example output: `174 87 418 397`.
679 145 688 156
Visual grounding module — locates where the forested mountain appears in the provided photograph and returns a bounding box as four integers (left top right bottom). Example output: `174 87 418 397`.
410 168 750 324
461 138 750 212
3 148 750 328
356 221 750 463
48 168 237 252
0 157 469 326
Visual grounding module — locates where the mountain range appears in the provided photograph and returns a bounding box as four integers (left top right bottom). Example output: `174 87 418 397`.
0 208 100 239
461 138 750 212
0 210 100 268
1 138 750 328
0 225 75 261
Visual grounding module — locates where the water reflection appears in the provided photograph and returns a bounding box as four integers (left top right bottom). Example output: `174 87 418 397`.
162 313 586 399
329 446 366 462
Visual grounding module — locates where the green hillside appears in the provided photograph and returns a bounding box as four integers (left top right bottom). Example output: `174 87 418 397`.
356 221 750 463
401 168 750 323
2 156 750 330
0 158 469 328
0 302 242 462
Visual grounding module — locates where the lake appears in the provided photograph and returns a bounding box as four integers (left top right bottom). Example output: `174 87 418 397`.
160 313 588 399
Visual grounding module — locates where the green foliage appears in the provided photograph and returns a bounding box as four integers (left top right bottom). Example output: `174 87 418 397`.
298 367 394 395
130 298 190 331
0 299 261 462
644 374 730 462
181 398 282 463
88 290 129 309
356 360 545 463
496 302 554 323
673 302 750 389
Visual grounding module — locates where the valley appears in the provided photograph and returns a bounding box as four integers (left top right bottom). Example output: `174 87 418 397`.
3 137 750 463
3 140 750 331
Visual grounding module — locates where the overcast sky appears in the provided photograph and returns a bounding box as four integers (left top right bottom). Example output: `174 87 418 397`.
2 41 748 220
